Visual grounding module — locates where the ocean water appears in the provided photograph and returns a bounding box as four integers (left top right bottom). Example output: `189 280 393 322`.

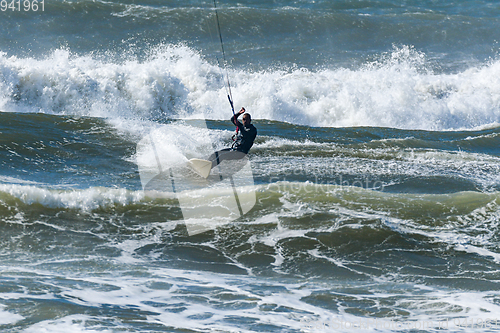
2 0 500 332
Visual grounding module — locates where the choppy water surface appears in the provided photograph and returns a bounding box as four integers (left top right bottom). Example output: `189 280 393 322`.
2 0 500 332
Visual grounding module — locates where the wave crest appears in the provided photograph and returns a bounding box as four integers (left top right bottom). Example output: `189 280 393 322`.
1 45 500 130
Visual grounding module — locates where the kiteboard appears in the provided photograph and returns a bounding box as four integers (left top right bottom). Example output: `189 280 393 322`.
188 158 212 178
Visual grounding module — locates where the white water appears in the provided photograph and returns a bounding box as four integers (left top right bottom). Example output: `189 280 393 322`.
1 45 500 131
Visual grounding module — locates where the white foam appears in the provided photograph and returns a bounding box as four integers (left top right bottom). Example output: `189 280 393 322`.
254 137 332 149
0 184 148 210
2 45 500 131
23 314 114 333
0 304 23 325
12 265 500 333
0 175 45 186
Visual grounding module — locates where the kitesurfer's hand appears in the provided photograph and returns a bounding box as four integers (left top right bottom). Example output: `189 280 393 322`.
238 107 246 115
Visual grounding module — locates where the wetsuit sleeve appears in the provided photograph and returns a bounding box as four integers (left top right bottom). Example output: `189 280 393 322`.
231 114 245 132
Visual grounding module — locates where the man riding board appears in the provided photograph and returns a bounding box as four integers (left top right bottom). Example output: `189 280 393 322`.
208 107 257 169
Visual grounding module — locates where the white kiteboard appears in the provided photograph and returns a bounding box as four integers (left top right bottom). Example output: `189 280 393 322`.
188 158 212 178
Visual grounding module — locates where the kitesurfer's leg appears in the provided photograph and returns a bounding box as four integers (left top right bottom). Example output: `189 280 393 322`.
208 148 247 169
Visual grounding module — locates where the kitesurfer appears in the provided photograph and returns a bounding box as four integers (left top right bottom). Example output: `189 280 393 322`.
208 107 257 169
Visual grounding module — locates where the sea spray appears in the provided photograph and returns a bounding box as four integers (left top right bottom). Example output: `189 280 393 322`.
2 45 500 130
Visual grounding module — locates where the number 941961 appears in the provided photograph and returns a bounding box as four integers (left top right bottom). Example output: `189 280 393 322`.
1 0 44 11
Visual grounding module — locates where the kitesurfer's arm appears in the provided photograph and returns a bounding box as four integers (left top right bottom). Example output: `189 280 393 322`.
231 107 246 127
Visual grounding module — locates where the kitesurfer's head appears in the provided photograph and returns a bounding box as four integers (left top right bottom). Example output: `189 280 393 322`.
242 113 251 127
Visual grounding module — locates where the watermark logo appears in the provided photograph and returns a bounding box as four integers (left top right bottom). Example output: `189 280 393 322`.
299 316 500 331
136 120 256 235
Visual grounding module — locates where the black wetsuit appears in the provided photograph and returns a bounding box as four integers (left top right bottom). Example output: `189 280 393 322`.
208 113 257 168
231 114 257 154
